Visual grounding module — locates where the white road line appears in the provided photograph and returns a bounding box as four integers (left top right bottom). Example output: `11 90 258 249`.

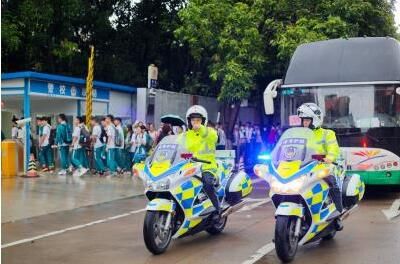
1 208 146 249
239 198 271 212
242 242 275 264
3 195 270 249
382 198 400 221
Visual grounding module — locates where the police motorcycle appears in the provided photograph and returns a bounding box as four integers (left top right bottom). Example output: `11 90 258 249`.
135 135 253 255
254 127 365 262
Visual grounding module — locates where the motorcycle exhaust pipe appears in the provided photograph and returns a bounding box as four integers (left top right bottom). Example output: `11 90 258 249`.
222 201 246 218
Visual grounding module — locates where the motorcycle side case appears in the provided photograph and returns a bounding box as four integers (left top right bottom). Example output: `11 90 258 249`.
342 174 365 209
225 171 253 205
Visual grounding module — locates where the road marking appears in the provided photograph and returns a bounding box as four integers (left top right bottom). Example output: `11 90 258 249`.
1 208 146 249
242 242 275 264
382 198 400 221
239 198 271 212
2 195 270 248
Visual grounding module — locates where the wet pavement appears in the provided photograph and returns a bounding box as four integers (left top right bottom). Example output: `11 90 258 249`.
2 176 399 264
1 173 144 223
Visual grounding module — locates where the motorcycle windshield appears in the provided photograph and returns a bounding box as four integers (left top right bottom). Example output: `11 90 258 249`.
147 135 188 177
271 128 319 177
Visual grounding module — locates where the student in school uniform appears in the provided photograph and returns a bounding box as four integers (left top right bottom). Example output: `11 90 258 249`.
113 117 126 173
54 114 71 175
39 117 55 172
70 116 88 177
105 115 118 176
90 117 106 176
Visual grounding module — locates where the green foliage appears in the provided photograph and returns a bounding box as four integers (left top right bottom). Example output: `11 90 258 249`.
176 0 265 102
176 0 397 103
1 0 398 99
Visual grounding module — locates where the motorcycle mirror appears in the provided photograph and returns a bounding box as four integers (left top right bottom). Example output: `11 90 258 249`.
311 154 326 161
181 153 193 159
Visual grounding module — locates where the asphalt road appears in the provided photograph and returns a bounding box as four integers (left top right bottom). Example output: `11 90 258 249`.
2 181 399 264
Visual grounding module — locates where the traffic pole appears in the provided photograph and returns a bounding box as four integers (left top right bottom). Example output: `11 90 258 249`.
85 45 94 128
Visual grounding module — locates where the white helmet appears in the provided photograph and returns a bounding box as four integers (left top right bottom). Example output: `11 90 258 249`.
186 105 208 129
297 102 323 129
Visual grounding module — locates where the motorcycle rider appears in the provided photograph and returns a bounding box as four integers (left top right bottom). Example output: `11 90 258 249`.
178 105 220 218
297 102 343 230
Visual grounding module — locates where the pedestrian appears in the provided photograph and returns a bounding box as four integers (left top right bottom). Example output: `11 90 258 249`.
216 122 227 150
267 124 277 151
54 114 71 175
113 117 126 173
11 120 18 140
70 116 88 177
232 124 240 162
105 115 118 176
156 123 173 144
129 124 138 163
133 125 148 164
245 122 253 164
125 124 134 169
39 117 55 172
148 123 158 144
238 124 247 162
90 117 106 176
254 125 263 157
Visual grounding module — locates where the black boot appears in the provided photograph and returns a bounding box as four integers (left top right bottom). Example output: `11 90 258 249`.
329 187 344 231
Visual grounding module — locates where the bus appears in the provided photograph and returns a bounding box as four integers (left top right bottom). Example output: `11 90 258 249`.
263 37 400 185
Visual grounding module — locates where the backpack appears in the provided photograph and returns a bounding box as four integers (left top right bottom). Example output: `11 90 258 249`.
114 126 123 147
99 126 107 144
79 126 91 148
63 124 73 144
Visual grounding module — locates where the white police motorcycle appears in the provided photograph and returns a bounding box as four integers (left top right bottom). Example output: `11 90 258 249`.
134 135 253 254
254 127 365 262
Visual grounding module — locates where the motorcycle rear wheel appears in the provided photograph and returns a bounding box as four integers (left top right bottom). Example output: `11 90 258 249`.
143 211 172 255
275 216 299 263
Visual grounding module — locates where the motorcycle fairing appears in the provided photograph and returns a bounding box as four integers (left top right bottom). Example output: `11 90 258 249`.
144 161 187 181
275 202 304 217
172 178 213 238
268 161 318 183
299 181 336 244
146 198 176 213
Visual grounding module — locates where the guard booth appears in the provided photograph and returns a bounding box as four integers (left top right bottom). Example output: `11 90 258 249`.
1 71 137 171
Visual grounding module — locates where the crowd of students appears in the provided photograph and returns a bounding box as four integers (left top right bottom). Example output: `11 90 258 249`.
20 114 281 176
35 114 175 177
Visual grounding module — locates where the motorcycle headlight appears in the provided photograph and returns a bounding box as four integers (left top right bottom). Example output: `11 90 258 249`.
270 176 306 194
146 178 170 191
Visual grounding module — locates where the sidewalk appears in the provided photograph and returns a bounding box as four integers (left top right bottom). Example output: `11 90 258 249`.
1 174 144 223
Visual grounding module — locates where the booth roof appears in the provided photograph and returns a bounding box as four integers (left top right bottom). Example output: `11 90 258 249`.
1 71 137 93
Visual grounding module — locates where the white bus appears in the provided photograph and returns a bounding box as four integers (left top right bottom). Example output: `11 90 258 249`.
264 37 400 185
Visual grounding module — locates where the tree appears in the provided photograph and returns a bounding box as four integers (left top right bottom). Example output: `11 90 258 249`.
176 0 265 134
176 0 398 133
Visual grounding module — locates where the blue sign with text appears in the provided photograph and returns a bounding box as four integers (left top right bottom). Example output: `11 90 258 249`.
30 80 109 101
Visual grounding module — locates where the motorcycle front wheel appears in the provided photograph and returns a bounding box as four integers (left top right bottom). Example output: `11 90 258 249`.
275 216 299 263
143 211 173 255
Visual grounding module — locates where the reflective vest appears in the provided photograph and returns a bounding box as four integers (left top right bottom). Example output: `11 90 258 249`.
311 128 340 162
178 125 218 171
